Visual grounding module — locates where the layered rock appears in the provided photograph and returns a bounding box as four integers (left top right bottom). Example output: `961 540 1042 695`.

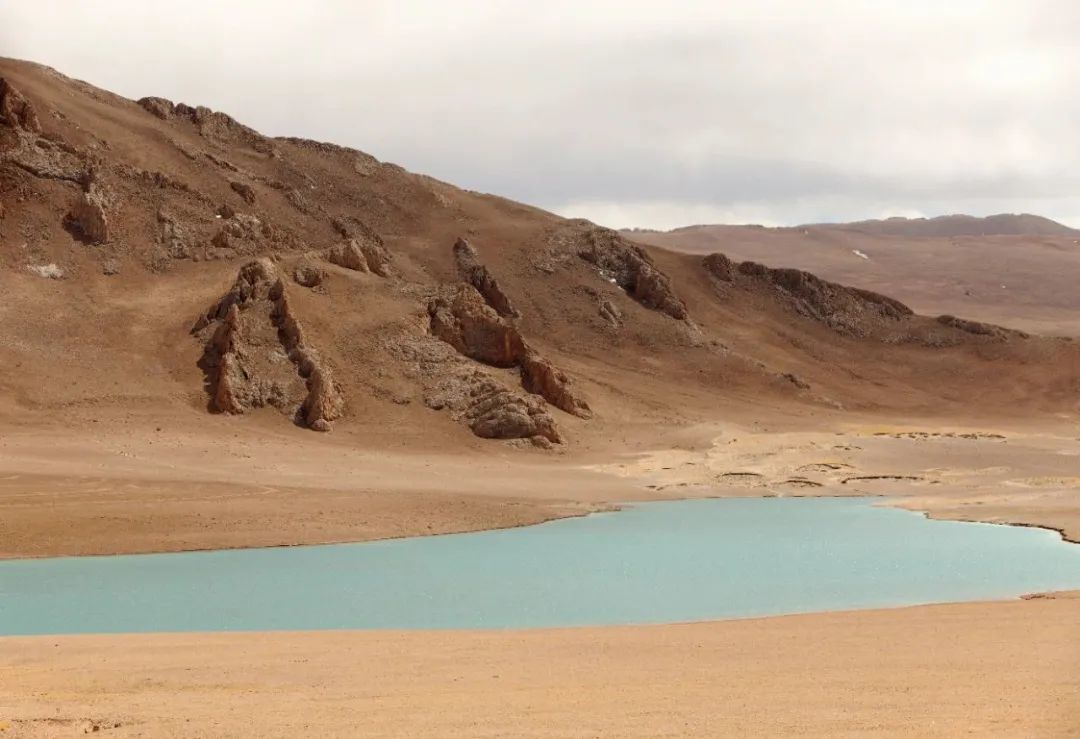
193 259 344 431
325 237 392 276
453 237 519 317
578 228 688 320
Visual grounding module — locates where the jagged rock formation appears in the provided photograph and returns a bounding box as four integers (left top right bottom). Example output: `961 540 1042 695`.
707 253 914 337
453 237 519 317
520 353 592 418
428 284 526 367
192 259 344 431
325 238 392 277
209 211 297 256
136 96 272 152
578 227 688 320
0 78 40 132
937 315 1027 340
66 170 110 244
427 284 591 423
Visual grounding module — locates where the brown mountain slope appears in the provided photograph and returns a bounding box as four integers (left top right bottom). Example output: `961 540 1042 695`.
2 58 1080 558
2 55 1079 446
625 222 1080 335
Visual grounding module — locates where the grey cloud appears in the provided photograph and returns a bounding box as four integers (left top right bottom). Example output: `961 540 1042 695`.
3 0 1079 228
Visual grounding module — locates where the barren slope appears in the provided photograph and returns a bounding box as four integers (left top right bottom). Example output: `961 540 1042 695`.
625 220 1080 335
1 57 1080 555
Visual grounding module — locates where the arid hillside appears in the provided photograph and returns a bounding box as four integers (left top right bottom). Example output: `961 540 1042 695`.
2 55 1080 460
625 217 1080 335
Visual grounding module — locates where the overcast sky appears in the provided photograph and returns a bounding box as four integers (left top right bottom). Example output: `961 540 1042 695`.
3 1 1079 229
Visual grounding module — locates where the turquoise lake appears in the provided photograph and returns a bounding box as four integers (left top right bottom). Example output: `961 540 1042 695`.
2 497 1080 636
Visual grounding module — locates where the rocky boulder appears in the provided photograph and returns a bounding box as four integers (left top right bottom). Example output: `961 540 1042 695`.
464 379 562 443
428 284 527 367
325 237 392 277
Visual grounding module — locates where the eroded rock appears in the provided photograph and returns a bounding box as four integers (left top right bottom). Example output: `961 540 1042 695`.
520 352 592 419
293 262 325 288
428 284 527 367
0 78 41 133
325 237 392 277
578 227 687 320
453 237 519 317
66 172 109 244
723 257 914 336
230 180 256 204
193 258 344 431
464 378 561 443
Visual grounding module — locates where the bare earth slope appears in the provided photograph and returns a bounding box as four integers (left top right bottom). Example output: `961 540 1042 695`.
1 56 1080 557
625 217 1080 335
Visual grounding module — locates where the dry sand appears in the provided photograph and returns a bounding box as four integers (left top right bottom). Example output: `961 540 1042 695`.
2 593 1079 737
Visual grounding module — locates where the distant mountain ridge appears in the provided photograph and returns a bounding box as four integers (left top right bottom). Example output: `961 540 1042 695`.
802 213 1078 238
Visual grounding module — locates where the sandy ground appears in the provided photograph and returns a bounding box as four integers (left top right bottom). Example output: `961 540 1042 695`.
2 413 1077 558
2 593 1078 737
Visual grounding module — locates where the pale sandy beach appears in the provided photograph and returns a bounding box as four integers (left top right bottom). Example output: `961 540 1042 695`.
3 593 1079 737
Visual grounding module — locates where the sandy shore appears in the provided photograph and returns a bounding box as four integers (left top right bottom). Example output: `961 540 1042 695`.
2 593 1078 737
2 414 1078 558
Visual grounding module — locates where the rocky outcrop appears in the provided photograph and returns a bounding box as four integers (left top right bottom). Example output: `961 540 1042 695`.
520 353 592 418
66 171 109 244
230 180 256 204
193 258 344 431
427 284 591 422
703 253 735 281
936 314 1027 340
325 237 392 277
137 96 271 152
453 237 519 317
578 228 688 320
0 79 41 133
464 378 561 443
209 211 296 256
710 254 913 337
293 262 325 288
428 285 526 367
158 211 193 259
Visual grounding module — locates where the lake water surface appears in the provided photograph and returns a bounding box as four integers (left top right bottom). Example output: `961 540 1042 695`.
2 497 1080 635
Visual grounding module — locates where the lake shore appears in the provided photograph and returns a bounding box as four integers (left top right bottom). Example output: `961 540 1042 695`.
2 412 1079 559
3 592 1078 737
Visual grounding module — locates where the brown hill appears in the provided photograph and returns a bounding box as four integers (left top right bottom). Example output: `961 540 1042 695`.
805 213 1078 238
0 55 1078 446
625 222 1080 336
